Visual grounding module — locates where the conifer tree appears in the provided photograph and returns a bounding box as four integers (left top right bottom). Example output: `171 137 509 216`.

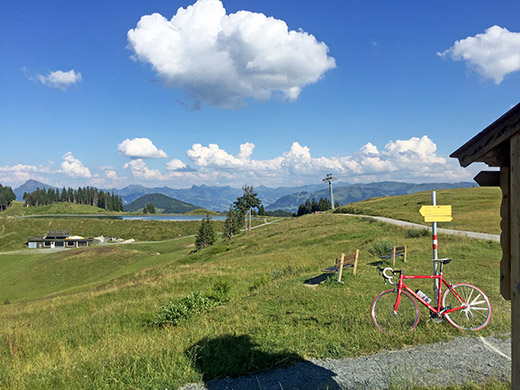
224 206 241 239
195 215 216 250
0 184 15 211
311 198 319 213
233 184 261 232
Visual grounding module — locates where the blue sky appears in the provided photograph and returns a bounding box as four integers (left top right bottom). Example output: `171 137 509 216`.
1 0 519 189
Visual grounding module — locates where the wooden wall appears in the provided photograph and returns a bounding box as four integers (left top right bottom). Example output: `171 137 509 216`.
511 134 520 389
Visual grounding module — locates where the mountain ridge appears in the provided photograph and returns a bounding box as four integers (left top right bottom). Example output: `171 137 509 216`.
12 180 475 212
123 193 200 214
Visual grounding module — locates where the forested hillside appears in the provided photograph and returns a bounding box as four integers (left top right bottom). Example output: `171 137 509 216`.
23 186 123 211
123 193 199 213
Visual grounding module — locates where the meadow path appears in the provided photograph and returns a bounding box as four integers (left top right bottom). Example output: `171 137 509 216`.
182 335 511 390
338 214 500 242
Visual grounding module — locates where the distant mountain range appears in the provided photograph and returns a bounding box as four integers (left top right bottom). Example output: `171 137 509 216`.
12 179 475 212
123 193 199 214
266 181 476 212
104 183 330 211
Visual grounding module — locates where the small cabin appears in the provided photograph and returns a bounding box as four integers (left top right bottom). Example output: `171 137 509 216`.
451 102 520 389
27 230 93 249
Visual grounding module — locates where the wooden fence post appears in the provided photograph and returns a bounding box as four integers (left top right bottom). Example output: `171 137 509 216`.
336 253 345 283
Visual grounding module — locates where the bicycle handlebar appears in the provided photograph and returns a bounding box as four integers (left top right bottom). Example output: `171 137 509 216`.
377 266 400 285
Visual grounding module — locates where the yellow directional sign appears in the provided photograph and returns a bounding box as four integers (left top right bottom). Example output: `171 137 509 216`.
419 205 452 222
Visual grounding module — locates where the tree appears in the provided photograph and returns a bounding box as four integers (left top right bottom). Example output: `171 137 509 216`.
297 203 306 217
233 184 261 232
195 215 216 250
304 199 312 214
143 202 156 214
258 204 266 216
22 186 123 211
224 206 241 239
311 198 319 213
318 197 331 211
0 185 15 212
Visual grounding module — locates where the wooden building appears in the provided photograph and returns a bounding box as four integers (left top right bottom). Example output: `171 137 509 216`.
27 230 93 249
451 102 520 388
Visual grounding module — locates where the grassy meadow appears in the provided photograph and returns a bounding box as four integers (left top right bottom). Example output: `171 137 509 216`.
0 208 509 388
0 201 121 217
0 217 211 251
334 187 502 234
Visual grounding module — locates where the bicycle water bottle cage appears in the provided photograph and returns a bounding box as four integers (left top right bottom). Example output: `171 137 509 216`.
432 258 451 264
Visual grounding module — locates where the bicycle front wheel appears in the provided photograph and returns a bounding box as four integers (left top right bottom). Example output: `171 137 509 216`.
371 289 419 334
442 283 491 331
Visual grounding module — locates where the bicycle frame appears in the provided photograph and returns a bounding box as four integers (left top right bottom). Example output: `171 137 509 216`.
393 273 466 316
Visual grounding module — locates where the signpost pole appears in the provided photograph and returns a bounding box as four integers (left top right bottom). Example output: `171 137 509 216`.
418 198 452 306
432 191 439 305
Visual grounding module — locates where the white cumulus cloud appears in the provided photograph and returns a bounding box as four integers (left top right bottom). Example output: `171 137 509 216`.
36 69 82 90
127 0 335 108
0 163 51 187
166 159 189 171
117 138 168 159
112 136 471 187
438 25 520 84
61 152 92 178
104 169 119 180
123 159 167 180
184 136 469 185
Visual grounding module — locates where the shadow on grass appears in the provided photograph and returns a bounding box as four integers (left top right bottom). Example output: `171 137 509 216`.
186 334 340 389
303 273 332 286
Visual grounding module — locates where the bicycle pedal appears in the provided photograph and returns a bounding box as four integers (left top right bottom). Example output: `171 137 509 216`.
429 313 444 323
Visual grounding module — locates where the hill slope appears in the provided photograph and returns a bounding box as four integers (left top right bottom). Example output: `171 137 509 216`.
334 186 501 234
123 193 200 213
0 201 119 217
0 212 506 389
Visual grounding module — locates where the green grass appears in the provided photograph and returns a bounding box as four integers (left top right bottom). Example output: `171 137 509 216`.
0 213 509 389
334 187 501 234
0 239 194 303
0 217 223 251
184 208 221 215
0 201 122 217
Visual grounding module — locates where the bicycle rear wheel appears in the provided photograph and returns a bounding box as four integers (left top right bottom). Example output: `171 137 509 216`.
371 289 419 334
442 283 491 331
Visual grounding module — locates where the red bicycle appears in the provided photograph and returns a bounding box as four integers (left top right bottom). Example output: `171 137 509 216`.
370 258 491 334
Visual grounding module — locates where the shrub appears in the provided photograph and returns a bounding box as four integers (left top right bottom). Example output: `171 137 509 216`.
368 241 394 257
405 228 429 238
209 281 231 304
152 292 218 327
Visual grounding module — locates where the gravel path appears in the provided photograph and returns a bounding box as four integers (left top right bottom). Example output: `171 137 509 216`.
182 335 511 390
337 214 500 242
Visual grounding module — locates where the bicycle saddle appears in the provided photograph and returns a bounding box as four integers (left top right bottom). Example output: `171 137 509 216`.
432 258 451 264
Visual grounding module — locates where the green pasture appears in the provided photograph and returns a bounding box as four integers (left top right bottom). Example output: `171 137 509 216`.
0 213 509 389
334 187 501 234
0 239 194 303
0 201 120 217
0 217 225 251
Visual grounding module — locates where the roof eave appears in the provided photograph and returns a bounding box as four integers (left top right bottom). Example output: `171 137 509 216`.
450 102 520 167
